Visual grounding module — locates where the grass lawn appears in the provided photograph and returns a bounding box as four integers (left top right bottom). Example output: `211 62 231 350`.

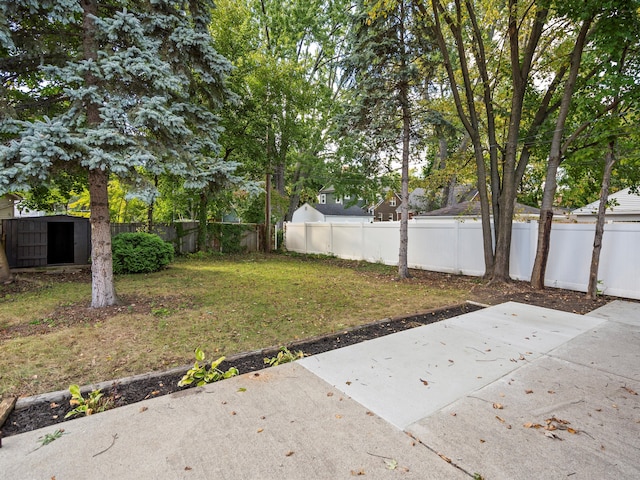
0 253 471 397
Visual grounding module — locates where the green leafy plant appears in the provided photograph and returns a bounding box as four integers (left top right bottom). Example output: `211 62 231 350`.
264 346 305 367
65 385 113 419
112 232 174 274
178 348 239 387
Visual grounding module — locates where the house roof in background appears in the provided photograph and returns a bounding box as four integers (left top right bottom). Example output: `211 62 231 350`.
572 188 640 215
314 203 372 217
420 200 539 217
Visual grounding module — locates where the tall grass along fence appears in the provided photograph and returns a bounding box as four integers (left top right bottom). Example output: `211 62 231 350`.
285 220 640 300
111 222 261 254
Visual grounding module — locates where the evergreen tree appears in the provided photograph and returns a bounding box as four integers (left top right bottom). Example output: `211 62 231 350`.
0 0 235 305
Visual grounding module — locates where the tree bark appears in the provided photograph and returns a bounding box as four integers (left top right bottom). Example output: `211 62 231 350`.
89 168 119 307
531 18 592 289
397 0 410 280
587 141 616 299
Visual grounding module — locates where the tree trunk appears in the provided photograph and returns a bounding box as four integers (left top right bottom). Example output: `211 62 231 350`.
83 0 118 308
0 237 13 283
531 18 592 289
587 141 616 299
264 171 271 252
89 168 119 308
397 1 410 280
398 81 411 279
197 190 208 252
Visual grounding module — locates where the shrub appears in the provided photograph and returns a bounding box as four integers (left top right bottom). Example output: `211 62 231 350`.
112 232 174 274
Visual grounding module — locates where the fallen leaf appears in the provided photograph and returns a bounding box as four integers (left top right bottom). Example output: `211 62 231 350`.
350 469 365 476
238 387 247 392
567 428 577 434
257 428 264 433
385 459 398 470
525 389 533 394
139 406 148 413
151 390 160 395
335 414 343 419
495 415 505 423
285 451 295 457
493 403 503 410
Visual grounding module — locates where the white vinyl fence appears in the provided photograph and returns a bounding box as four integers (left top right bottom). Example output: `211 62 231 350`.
285 220 640 300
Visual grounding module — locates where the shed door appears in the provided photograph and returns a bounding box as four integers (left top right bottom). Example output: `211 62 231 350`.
17 220 47 267
48 222 74 264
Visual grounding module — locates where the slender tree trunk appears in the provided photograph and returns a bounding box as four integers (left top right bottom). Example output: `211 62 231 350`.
83 0 118 307
89 169 119 307
147 175 158 234
197 190 208 252
531 18 592 289
397 0 410 279
286 162 303 222
398 81 411 279
265 171 271 252
587 141 616 299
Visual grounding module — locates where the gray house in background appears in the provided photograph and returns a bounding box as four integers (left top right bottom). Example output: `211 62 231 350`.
572 188 640 222
2 215 91 268
291 185 373 223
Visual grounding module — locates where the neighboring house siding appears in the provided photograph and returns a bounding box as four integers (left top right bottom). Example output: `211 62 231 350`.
373 193 402 221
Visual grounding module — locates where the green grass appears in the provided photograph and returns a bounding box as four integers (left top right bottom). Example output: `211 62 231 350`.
0 253 469 397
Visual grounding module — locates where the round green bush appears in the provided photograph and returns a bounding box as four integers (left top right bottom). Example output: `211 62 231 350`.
112 232 174 274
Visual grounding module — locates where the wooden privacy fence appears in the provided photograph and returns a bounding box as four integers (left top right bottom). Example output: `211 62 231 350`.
285 220 640 300
111 222 261 254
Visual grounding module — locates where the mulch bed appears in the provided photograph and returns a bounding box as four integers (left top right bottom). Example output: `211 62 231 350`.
1 303 481 438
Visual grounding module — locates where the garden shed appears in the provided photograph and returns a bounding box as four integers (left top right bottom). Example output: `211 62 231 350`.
1 215 91 268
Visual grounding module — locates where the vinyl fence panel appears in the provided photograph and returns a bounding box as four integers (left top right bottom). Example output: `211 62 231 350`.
285 220 640 300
